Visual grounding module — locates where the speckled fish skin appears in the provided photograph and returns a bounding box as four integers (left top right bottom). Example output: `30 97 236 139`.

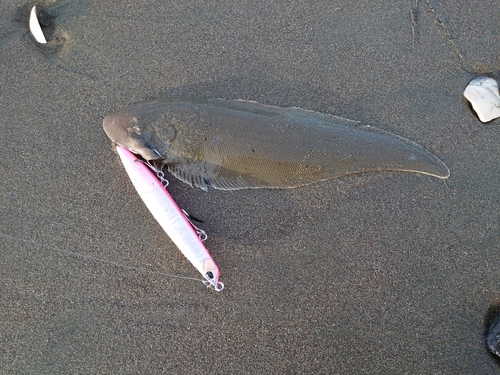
103 98 450 190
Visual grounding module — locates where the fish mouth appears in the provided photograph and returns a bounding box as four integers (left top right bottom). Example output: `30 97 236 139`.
103 113 164 161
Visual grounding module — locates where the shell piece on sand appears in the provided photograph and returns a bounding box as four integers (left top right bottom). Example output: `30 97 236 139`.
29 6 47 44
486 311 500 357
463 77 500 123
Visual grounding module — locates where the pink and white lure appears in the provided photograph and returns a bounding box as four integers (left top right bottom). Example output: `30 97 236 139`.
115 145 224 291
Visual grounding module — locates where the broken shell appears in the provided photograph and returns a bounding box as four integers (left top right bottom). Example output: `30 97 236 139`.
29 6 47 44
463 77 500 123
486 311 500 358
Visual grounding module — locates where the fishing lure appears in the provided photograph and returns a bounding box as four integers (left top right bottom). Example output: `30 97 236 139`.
115 145 224 291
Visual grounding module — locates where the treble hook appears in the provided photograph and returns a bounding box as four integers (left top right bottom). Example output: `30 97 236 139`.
134 158 169 187
135 158 209 243
182 209 208 242
203 279 225 292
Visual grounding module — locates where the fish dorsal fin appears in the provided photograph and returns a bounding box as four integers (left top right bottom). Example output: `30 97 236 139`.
358 125 428 150
166 163 315 191
284 107 361 127
210 98 361 127
166 165 210 191
207 98 285 118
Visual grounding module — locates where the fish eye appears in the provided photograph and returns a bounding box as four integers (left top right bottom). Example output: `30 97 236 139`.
206 271 214 280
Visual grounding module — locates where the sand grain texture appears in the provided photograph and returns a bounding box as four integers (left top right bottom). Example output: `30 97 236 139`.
1 1 499 373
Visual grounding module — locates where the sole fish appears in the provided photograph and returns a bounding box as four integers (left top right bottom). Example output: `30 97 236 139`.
104 98 450 190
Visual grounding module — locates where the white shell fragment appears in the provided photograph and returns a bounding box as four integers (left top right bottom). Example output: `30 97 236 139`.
29 6 47 44
464 77 500 123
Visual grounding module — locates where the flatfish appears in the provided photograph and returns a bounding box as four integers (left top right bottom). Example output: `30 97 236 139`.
103 98 450 190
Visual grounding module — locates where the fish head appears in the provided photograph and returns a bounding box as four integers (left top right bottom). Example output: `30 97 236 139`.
203 258 224 291
103 104 177 161
103 112 163 160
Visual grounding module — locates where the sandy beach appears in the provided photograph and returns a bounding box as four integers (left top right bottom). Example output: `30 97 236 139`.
1 0 499 373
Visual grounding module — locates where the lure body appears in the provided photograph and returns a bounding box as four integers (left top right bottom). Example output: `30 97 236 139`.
115 145 223 291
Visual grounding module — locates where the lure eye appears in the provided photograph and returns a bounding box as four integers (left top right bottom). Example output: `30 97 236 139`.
206 271 214 280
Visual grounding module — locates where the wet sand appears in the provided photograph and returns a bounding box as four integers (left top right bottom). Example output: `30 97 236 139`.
1 1 499 373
